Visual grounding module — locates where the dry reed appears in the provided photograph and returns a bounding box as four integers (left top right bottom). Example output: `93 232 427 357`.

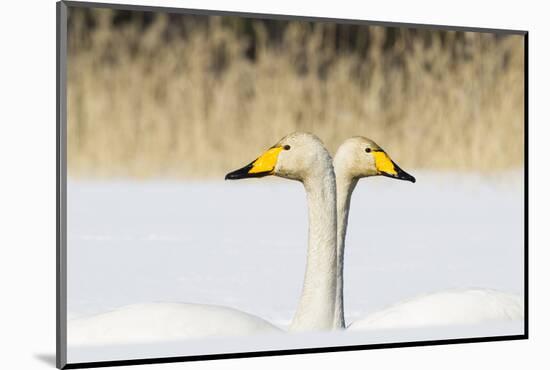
67 9 525 178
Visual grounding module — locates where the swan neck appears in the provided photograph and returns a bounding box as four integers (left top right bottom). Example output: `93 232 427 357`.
289 170 338 332
334 171 358 329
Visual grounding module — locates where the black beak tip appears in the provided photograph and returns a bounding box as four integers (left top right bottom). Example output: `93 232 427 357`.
225 162 261 180
225 170 243 180
392 163 416 184
383 165 416 183
400 172 416 183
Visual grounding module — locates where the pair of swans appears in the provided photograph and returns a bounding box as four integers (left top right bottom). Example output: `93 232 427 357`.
69 132 522 346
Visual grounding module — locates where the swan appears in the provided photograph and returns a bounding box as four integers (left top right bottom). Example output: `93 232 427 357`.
332 136 523 330
225 132 338 331
69 303 280 346
68 132 339 346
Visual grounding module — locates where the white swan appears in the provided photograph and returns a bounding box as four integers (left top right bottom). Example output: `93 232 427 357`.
349 288 524 330
69 303 279 346
226 132 338 331
332 136 523 330
68 132 338 346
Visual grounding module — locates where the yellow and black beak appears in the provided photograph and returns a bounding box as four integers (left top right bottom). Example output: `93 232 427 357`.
225 147 283 180
373 150 416 183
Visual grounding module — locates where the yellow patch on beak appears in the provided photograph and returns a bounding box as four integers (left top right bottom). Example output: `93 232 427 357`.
249 147 284 174
373 151 397 175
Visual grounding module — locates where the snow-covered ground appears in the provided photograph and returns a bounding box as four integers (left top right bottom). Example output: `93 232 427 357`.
66 171 524 361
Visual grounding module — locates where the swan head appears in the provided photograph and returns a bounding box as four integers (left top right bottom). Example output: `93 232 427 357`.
333 136 415 183
225 132 333 182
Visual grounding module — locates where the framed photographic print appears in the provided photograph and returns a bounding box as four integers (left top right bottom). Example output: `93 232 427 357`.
56 1 528 368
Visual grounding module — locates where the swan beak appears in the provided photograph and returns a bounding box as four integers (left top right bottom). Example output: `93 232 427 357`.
373 151 416 183
225 147 284 180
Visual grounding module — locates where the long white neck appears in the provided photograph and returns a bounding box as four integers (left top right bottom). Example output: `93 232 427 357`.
332 164 358 329
289 167 338 332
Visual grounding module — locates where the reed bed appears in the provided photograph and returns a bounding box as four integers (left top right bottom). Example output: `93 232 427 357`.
67 8 524 178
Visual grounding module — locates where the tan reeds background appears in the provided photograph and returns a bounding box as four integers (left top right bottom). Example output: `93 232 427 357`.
67 8 524 178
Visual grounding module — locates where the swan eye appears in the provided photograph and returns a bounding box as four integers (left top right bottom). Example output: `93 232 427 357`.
283 145 291 150
365 148 371 153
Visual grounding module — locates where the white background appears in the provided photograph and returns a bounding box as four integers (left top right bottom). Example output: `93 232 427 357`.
0 0 547 369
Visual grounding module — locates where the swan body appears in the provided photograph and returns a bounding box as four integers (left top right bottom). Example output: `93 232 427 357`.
348 289 523 331
333 136 523 329
69 132 339 346
69 303 281 346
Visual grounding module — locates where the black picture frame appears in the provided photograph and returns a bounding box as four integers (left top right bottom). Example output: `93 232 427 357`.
56 1 528 368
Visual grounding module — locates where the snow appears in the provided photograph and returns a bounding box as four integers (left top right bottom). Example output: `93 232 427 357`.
68 321 524 364
66 171 524 361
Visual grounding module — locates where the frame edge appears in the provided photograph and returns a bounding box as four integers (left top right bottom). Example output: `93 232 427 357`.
57 1 68 369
